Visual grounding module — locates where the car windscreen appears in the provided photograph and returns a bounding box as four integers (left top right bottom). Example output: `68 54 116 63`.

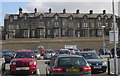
81 53 101 59
15 52 34 58
34 51 40 53
58 57 87 66
46 50 54 53
59 50 70 54
2 51 13 55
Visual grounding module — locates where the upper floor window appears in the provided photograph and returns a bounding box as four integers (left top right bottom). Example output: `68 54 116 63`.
10 17 13 22
47 22 51 26
54 22 59 26
16 25 19 29
91 23 94 27
47 29 51 35
55 15 58 20
84 16 87 20
31 30 35 37
69 16 73 20
40 15 43 20
106 23 108 27
69 23 74 28
98 16 101 20
98 23 102 28
62 22 65 27
104 16 108 20
9 25 14 29
24 15 27 20
84 23 88 28
77 23 81 28
40 22 45 26
62 30 66 35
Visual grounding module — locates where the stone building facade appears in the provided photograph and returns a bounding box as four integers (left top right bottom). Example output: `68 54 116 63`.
4 8 119 39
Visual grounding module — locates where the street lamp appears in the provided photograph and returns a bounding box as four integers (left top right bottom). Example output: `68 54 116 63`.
102 26 106 55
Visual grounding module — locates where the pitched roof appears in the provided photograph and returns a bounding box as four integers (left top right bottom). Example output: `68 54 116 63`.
4 12 113 20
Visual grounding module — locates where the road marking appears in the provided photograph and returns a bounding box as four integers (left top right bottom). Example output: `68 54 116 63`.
37 69 40 75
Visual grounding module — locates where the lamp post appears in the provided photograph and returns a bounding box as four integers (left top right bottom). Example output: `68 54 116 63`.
102 26 106 55
112 0 118 75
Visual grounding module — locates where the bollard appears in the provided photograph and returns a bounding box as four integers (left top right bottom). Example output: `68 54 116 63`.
107 58 110 75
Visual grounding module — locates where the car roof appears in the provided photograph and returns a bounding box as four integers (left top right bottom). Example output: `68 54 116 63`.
15 50 33 53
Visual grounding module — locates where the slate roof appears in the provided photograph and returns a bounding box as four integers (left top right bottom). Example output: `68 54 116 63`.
4 12 113 20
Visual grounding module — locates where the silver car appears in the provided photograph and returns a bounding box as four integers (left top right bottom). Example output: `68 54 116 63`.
33 50 41 60
44 50 55 59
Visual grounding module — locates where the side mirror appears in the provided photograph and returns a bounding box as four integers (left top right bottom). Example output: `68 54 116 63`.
45 61 50 65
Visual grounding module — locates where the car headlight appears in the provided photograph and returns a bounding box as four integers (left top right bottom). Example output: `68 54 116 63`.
30 61 36 65
12 62 16 65
88 63 92 66
103 62 107 66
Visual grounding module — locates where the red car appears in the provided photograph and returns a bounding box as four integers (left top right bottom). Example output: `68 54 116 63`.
10 50 37 75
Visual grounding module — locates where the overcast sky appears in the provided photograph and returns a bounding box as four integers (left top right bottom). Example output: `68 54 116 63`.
0 0 120 26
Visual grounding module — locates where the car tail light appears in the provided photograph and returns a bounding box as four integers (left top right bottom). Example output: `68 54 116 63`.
82 66 91 72
52 67 63 72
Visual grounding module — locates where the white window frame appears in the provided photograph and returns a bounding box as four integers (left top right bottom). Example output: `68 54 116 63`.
47 22 51 26
91 23 94 28
98 17 101 20
24 15 27 20
55 29 59 35
84 23 88 28
10 17 13 22
32 30 35 37
62 30 66 35
47 29 51 35
16 25 19 29
69 23 73 28
40 15 43 20
106 23 108 27
98 23 102 28
9 25 13 29
54 22 59 26
55 15 58 20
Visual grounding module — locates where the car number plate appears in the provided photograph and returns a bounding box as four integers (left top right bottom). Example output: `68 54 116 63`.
94 66 101 69
16 67 29 70
68 68 79 72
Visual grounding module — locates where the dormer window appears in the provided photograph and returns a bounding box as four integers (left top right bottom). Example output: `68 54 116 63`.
84 16 87 20
55 15 58 20
70 16 73 20
98 16 101 20
10 16 13 22
24 15 27 20
104 16 108 20
40 15 43 20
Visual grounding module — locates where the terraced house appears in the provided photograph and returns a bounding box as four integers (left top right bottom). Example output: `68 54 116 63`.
4 8 119 39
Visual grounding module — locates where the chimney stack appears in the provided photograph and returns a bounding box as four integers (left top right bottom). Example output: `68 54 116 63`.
19 7 22 14
63 9 66 14
89 10 93 14
34 8 37 13
76 9 79 14
49 8 52 13
103 10 106 14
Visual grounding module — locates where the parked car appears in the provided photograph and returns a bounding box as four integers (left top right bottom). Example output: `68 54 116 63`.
68 49 81 55
10 50 37 75
0 52 5 71
58 49 71 55
45 54 91 76
2 50 14 62
99 48 111 55
111 47 120 57
83 48 96 52
81 52 107 73
33 50 41 60
43 49 56 59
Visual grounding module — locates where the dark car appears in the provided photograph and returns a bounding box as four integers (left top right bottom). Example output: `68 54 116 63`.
111 47 120 57
45 54 91 76
10 50 37 75
99 48 111 55
2 50 14 63
83 48 96 52
81 52 107 73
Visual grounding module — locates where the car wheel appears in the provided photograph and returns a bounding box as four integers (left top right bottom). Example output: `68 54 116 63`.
33 71 36 74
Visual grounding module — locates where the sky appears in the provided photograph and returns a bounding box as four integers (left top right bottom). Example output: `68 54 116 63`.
0 0 120 26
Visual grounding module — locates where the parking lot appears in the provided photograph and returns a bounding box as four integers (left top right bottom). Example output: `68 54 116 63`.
2 55 120 76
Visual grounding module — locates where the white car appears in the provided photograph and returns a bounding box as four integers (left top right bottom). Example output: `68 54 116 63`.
58 49 71 54
44 50 55 59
